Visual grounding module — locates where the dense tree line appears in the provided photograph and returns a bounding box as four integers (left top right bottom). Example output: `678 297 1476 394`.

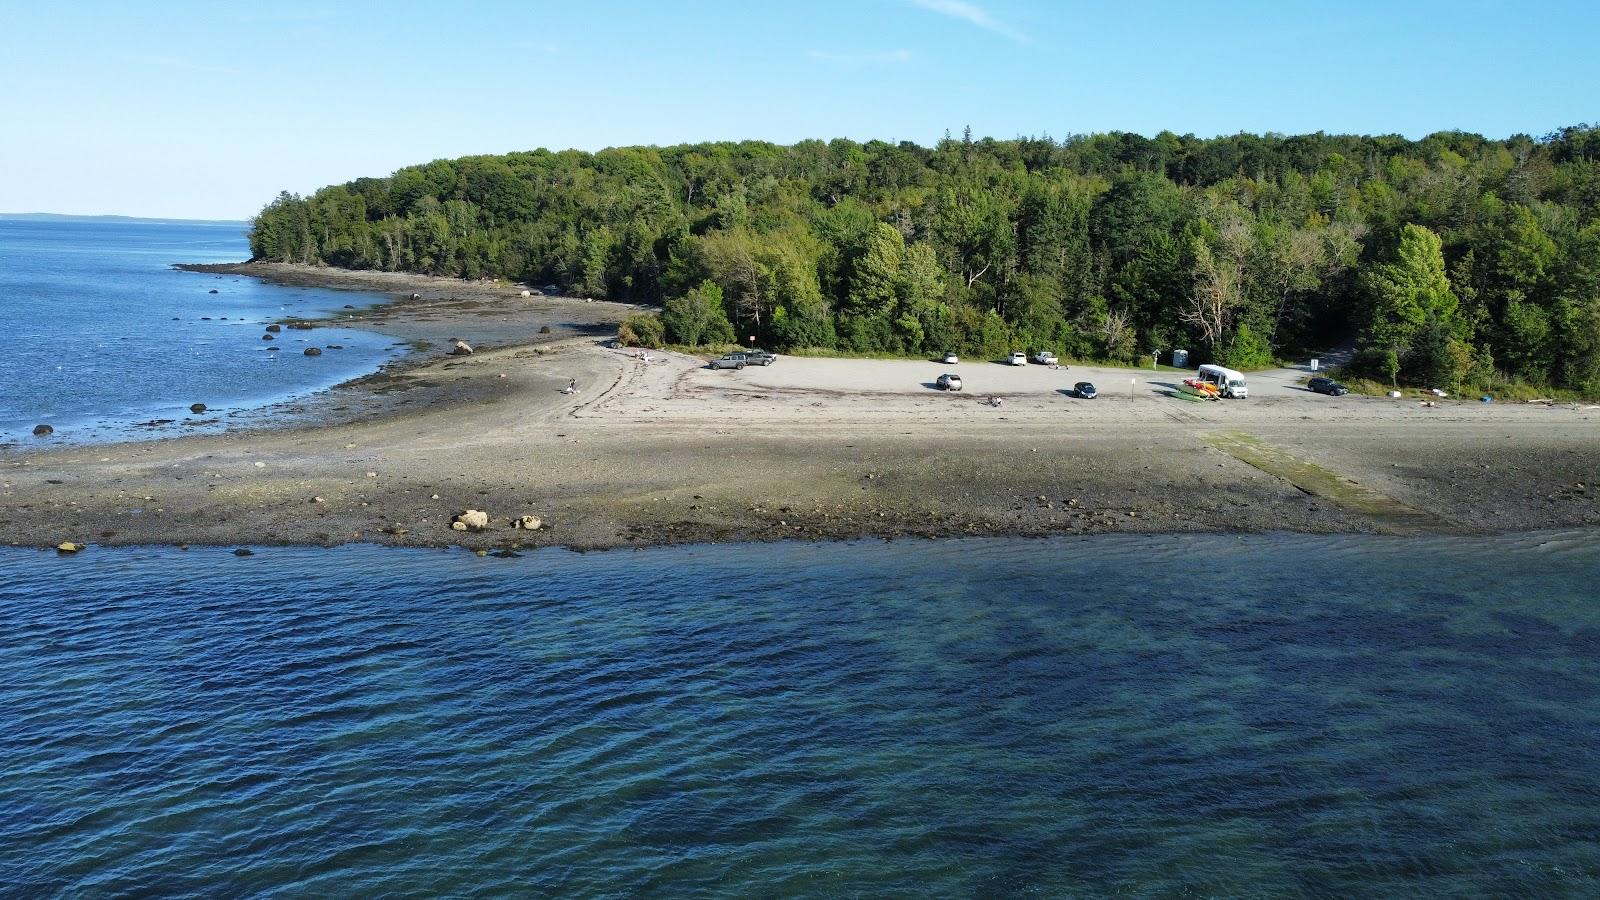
250 126 1600 392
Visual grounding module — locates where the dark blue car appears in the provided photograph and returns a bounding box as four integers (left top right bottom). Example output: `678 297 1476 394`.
1074 381 1097 399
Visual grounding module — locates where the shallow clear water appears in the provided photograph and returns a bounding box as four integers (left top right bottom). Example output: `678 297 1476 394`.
2 532 1597 895
0 217 399 443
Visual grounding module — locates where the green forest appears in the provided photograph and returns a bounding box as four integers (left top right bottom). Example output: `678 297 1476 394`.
249 126 1600 393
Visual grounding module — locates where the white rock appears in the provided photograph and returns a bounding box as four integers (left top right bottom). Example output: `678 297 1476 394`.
512 515 542 530
452 509 489 531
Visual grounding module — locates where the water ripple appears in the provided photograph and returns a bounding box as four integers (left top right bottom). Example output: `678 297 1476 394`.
2 533 1599 895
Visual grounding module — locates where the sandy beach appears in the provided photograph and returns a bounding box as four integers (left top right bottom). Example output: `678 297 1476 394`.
3 268 1597 551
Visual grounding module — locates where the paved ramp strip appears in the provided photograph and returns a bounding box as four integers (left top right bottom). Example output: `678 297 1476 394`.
1204 431 1450 534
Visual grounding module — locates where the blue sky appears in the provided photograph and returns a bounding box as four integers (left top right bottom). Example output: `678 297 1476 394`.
2 0 1595 220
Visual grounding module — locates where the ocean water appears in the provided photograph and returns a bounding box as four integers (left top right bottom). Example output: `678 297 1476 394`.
0 217 400 443
2 532 1597 896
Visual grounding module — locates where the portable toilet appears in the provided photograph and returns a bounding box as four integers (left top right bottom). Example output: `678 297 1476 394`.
1172 348 1189 368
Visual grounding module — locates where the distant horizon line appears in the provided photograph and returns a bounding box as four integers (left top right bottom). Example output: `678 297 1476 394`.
0 212 250 226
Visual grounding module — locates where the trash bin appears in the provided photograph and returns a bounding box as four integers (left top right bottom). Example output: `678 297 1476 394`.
1172 349 1189 368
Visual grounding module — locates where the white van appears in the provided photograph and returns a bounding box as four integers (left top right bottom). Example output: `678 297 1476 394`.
1197 364 1249 399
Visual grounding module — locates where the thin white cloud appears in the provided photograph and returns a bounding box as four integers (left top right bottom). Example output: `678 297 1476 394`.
909 0 1030 43
519 41 561 54
809 48 914 65
125 55 238 76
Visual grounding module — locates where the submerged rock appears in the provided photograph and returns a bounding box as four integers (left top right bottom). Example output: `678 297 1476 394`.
262 334 275 341
56 541 85 553
304 347 322 356
265 324 281 333
450 339 474 356
190 403 207 414
32 424 53 436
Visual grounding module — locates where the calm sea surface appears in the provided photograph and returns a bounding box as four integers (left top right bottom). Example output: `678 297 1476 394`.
2 532 1597 896
0 217 399 443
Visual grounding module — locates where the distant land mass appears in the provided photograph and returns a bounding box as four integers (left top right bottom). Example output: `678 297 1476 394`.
0 212 247 227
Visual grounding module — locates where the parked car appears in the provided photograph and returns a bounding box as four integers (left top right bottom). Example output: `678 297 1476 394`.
744 348 777 366
1074 381 1097 399
1033 350 1059 366
1008 351 1027 366
1308 376 1348 396
936 373 963 391
709 353 748 370
942 351 959 364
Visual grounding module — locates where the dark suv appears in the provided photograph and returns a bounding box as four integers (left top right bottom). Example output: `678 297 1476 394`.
743 348 777 366
1308 377 1348 396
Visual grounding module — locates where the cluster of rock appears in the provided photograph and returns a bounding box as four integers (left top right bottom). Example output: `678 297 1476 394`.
449 510 542 532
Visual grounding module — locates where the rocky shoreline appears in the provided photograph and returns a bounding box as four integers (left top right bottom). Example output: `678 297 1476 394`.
3 264 1597 552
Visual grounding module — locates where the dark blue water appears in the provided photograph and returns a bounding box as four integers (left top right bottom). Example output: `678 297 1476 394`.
0 217 399 443
2 532 1597 895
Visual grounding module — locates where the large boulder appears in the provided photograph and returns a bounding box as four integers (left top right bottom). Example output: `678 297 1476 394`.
451 509 490 531
32 424 53 436
519 289 531 298
190 403 207 413
56 541 85 553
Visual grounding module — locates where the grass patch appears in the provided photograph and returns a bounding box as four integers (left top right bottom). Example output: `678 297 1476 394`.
1329 369 1593 403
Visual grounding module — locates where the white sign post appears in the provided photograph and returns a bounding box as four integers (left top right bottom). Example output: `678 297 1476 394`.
1311 358 1320 372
